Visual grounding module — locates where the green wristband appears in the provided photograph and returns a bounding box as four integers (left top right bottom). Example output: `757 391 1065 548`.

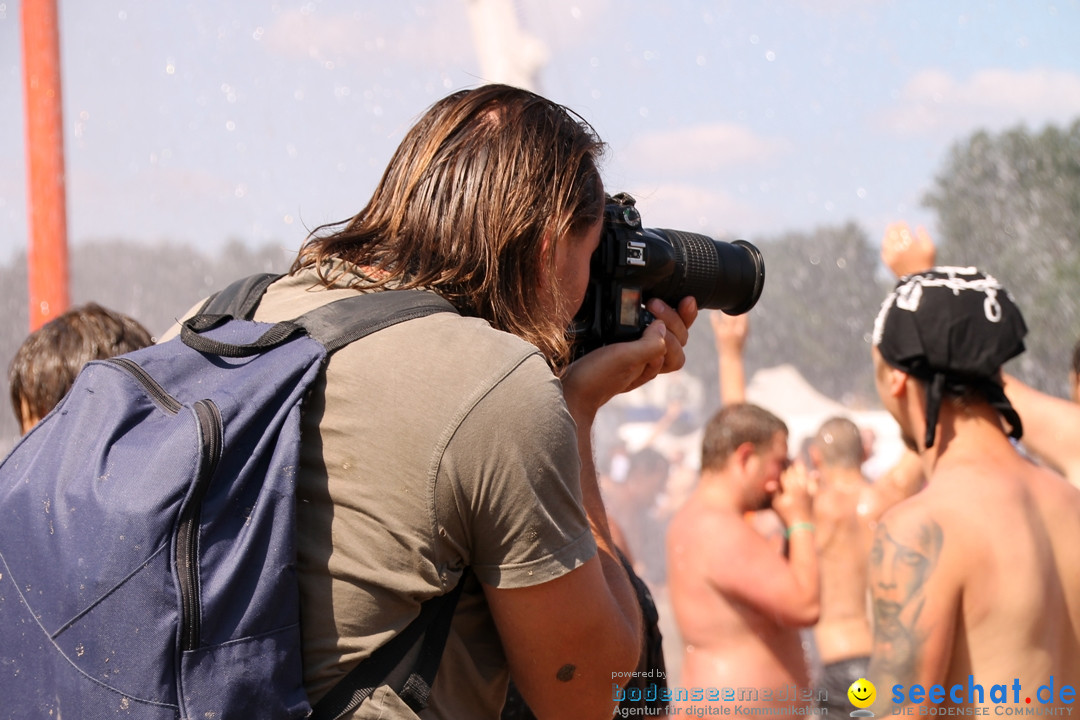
785 521 815 538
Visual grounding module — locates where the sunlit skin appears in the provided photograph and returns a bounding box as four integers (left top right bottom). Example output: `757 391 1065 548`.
667 429 819 713
745 432 791 511
867 247 1080 713
869 526 935 633
551 213 603 327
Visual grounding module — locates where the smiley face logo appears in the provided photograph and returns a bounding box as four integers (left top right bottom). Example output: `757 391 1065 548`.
848 678 876 709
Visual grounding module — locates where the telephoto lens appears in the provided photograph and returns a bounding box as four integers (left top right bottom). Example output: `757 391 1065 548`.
570 192 765 355
638 228 764 315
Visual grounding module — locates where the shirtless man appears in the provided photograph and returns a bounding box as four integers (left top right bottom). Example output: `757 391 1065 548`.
868 264 1080 713
667 403 820 712
805 416 877 713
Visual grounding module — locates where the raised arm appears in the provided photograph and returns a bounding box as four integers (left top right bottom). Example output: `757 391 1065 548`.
881 221 936 278
711 311 750 405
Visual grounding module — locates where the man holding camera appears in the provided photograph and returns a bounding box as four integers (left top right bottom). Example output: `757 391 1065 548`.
233 85 699 720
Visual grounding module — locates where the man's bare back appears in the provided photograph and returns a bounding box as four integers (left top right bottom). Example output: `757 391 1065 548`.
807 415 910 714
814 459 925 662
871 442 1080 710
868 263 1080 713
813 477 876 663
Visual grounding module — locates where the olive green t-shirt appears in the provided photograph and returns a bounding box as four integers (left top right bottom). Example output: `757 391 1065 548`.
247 270 597 719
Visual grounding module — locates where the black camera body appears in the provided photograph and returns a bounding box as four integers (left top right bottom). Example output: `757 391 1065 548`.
571 192 765 355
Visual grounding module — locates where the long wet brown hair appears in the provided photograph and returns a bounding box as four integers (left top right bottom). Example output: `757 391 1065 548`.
292 84 606 367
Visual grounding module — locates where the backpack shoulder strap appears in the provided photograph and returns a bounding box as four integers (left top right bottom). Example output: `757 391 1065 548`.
197 272 281 319
182 280 457 359
294 288 458 354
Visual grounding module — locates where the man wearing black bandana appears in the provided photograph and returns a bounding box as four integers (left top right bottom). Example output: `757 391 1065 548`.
865 253 1080 714
881 221 1080 488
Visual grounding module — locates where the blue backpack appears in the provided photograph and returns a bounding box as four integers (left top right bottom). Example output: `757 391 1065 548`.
0 274 463 719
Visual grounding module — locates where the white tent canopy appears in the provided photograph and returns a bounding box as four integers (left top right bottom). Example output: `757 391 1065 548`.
746 364 905 479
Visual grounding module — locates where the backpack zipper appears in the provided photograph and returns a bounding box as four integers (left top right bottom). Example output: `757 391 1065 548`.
107 357 182 414
105 358 223 652
176 399 223 651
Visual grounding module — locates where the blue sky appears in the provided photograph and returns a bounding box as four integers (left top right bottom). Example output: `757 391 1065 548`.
2 0 1079 265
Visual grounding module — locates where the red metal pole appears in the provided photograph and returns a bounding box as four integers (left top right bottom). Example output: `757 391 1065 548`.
22 0 70 331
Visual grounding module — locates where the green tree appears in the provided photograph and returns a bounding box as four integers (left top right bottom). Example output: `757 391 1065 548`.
924 120 1080 395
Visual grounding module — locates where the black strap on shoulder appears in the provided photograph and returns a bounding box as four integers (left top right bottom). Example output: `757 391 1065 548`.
182 273 291 356
181 275 457 358
294 289 457 354
197 272 281 319
310 570 470 720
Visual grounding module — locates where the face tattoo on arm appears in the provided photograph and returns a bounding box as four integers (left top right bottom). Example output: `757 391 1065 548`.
868 518 944 705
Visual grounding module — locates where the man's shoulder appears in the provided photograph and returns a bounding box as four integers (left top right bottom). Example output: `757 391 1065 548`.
873 487 944 548
874 461 1013 554
1027 461 1080 520
669 496 743 540
928 451 1075 507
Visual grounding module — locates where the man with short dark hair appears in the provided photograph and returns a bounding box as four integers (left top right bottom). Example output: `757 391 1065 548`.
868 266 1080 713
